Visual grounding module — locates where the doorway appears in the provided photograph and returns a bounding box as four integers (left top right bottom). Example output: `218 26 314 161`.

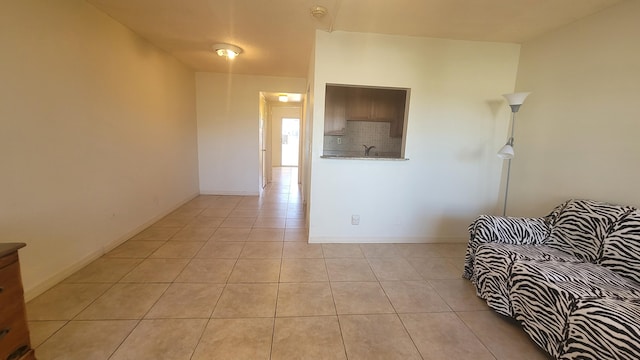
281 118 300 167
258 92 303 192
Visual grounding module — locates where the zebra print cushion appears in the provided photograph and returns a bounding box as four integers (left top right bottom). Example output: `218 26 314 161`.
559 297 640 360
545 199 633 262
510 260 640 359
463 215 550 280
600 210 640 283
545 199 571 225
473 243 580 317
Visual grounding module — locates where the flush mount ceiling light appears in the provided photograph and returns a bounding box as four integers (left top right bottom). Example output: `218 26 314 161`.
212 43 242 59
278 94 289 102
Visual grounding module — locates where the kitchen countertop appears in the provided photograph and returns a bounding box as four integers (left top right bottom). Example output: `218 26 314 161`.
321 155 409 161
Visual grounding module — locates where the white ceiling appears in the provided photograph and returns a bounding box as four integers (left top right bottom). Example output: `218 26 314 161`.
87 0 623 78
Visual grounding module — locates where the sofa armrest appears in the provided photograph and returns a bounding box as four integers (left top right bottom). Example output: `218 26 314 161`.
463 215 550 280
470 215 550 244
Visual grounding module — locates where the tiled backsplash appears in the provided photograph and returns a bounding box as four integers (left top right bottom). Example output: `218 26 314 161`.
323 121 402 157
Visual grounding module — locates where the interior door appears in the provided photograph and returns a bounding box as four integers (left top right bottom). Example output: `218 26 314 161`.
260 119 267 188
259 95 268 189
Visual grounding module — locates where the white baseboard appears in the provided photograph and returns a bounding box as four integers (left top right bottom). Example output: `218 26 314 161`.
308 236 467 244
199 190 260 196
101 191 200 254
24 250 103 302
23 192 200 302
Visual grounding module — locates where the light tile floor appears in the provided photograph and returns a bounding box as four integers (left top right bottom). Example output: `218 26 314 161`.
27 167 551 360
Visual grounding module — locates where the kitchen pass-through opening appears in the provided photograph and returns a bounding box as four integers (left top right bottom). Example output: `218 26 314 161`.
323 84 410 159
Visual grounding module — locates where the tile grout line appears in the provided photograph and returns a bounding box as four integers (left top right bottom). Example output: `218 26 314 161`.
268 239 285 360
113 196 237 359
324 255 351 360
371 249 425 360
452 311 501 360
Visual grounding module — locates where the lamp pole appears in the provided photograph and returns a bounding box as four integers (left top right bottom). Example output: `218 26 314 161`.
502 112 516 217
498 92 530 217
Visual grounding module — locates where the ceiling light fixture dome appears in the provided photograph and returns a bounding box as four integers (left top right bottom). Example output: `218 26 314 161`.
310 5 328 18
212 43 243 59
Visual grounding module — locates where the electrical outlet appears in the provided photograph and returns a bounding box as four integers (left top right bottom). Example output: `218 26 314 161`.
351 215 360 225
337 137 342 144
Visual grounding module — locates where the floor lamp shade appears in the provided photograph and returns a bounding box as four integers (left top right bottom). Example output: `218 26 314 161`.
503 92 531 112
497 143 514 159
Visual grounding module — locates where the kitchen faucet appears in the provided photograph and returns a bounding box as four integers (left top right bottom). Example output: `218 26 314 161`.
363 145 376 156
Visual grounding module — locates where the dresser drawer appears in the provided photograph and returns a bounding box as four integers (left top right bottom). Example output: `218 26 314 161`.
0 261 25 318
18 349 35 360
0 253 18 270
0 303 30 360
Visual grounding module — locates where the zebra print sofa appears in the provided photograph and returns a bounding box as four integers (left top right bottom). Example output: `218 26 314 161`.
463 199 640 359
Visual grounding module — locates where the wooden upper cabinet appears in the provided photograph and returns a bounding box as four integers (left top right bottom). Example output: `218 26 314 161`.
324 86 347 135
390 111 405 138
345 87 374 120
385 90 407 138
372 89 404 122
345 87 405 121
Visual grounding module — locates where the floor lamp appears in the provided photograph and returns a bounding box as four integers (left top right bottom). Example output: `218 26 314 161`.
498 92 530 216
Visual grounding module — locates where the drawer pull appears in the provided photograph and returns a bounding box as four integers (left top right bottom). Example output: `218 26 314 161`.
0 327 10 340
0 287 3 293
7 345 29 360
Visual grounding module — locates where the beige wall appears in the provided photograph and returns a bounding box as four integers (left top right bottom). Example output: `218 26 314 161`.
0 0 199 299
509 0 640 216
302 46 316 225
196 73 306 195
309 31 521 243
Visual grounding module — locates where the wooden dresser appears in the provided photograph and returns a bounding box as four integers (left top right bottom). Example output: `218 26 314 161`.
0 243 35 360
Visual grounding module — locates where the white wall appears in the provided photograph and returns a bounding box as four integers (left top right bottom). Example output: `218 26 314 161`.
196 73 306 194
0 0 199 298
509 0 640 216
309 31 521 243
302 46 316 225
